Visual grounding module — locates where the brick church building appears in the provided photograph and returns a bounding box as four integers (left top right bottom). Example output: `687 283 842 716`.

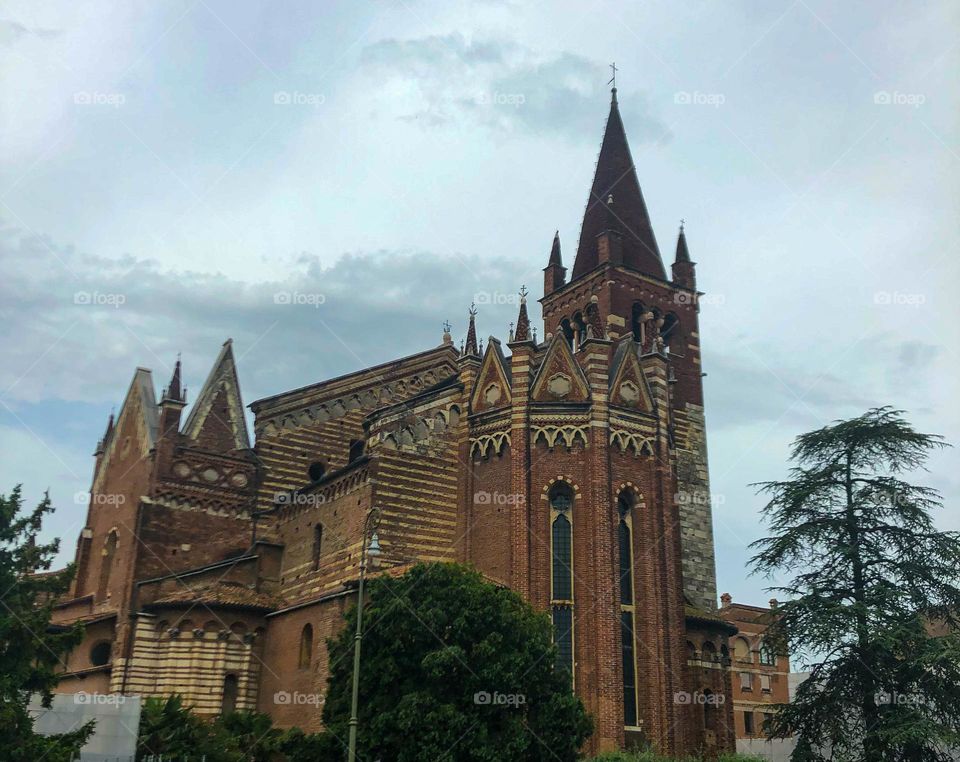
52 88 742 755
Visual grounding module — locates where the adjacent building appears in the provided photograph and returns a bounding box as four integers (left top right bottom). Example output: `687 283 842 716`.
719 594 791 739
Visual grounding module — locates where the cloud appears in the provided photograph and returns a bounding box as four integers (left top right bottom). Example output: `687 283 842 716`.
359 33 670 143
0 221 528 409
0 18 60 46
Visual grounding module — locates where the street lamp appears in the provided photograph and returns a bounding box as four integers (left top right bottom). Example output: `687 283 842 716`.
348 507 381 762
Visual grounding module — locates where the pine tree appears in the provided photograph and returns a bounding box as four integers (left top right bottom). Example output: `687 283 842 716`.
750 408 960 760
0 485 94 761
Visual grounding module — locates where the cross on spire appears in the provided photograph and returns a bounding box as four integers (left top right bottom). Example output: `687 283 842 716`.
608 62 618 89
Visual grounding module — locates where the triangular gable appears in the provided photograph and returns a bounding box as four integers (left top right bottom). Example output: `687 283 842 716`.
94 368 157 489
530 334 590 403
608 338 654 412
182 340 251 451
470 338 512 413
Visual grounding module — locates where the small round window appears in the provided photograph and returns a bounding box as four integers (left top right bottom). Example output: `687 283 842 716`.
90 640 111 667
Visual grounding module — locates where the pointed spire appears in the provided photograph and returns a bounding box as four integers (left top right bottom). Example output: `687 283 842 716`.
513 286 531 342
166 355 184 402
544 231 567 294
571 90 664 280
549 231 562 267
671 220 697 290
675 220 691 264
464 303 479 356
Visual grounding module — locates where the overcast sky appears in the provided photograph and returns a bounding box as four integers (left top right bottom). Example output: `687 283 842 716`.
1 1 957 609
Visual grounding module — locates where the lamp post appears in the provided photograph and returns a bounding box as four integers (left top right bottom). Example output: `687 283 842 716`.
347 507 381 762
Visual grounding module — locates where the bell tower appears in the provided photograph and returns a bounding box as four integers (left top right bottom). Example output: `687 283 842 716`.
539 86 718 613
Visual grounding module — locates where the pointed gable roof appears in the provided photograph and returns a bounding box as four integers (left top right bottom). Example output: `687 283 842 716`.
572 90 665 280
182 340 251 451
609 337 655 412
530 333 590 403
470 338 512 412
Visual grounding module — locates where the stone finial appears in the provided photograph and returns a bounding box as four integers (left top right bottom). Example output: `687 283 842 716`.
769 598 778 609
720 592 732 608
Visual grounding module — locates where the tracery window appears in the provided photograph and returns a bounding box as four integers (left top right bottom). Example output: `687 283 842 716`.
550 484 574 677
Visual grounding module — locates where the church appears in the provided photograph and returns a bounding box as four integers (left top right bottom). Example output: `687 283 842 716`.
52 87 742 755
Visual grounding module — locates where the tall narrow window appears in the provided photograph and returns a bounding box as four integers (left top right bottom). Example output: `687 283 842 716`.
348 439 365 463
549 484 574 677
96 531 118 602
617 492 639 726
298 624 313 669
312 524 323 571
221 674 238 715
759 639 776 666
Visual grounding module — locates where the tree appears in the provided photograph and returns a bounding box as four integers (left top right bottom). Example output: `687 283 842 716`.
136 695 240 761
0 485 94 761
750 408 960 760
321 562 592 761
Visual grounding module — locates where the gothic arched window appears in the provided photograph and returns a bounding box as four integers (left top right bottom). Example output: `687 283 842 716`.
549 483 574 677
298 624 313 669
97 530 118 602
221 674 238 715
631 302 645 343
618 491 638 727
660 313 681 354
560 319 574 350
348 439 365 463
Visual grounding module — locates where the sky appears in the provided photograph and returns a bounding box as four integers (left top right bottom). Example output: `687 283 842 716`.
1 0 957 611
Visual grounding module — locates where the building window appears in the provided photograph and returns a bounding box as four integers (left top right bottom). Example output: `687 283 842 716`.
221 674 238 715
762 712 775 733
312 524 323 571
761 674 771 693
96 531 118 602
759 639 776 666
744 710 755 735
702 640 717 661
617 491 638 727
89 640 111 667
308 461 326 482
298 624 313 669
733 636 751 662
740 671 753 691
348 439 365 463
550 484 574 677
